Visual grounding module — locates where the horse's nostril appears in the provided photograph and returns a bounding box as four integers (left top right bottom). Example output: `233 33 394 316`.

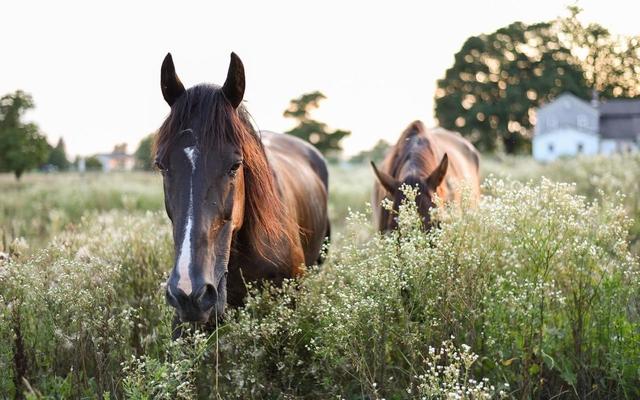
197 283 217 312
165 288 178 308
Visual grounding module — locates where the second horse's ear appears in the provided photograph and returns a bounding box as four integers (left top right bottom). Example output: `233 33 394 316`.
371 161 400 194
426 153 448 189
222 52 245 108
161 53 186 106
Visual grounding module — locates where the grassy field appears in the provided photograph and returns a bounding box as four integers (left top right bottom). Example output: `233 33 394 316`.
0 155 639 399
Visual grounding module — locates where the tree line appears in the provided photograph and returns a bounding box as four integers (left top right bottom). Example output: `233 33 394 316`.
435 6 640 154
0 90 134 179
133 90 353 170
4 6 638 179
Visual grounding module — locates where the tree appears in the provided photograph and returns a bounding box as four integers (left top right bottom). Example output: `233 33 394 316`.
560 6 640 98
0 91 49 179
113 143 128 154
85 156 103 171
435 21 589 154
283 91 351 157
134 134 154 170
349 139 391 164
436 8 640 155
47 137 70 171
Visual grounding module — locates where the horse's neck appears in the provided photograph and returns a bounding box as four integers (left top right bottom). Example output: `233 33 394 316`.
228 147 303 279
230 222 294 278
225 236 293 309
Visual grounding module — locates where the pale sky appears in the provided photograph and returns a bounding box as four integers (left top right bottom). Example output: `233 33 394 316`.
2 0 638 158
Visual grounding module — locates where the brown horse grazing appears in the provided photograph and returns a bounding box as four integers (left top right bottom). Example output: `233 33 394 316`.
371 120 480 232
154 53 329 325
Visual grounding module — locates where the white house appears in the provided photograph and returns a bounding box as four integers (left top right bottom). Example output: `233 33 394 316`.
532 93 600 162
95 144 135 172
532 93 640 162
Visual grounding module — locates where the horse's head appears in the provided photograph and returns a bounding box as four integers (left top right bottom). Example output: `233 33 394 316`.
154 53 249 323
371 153 448 231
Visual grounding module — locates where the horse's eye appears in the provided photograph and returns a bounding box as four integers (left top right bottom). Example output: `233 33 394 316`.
228 161 243 177
154 159 168 173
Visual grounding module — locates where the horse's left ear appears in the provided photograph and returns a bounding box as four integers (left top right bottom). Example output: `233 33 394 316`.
371 161 400 194
426 153 448 189
161 53 186 106
222 52 245 108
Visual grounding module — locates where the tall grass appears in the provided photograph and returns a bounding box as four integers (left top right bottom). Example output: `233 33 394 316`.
0 211 173 398
203 179 638 398
1 154 639 398
483 153 640 251
0 172 163 251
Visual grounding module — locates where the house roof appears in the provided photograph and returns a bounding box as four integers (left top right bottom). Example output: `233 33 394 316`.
599 99 640 116
534 93 640 141
534 93 599 136
537 93 596 116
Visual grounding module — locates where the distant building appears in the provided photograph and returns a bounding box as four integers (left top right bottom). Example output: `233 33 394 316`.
95 144 135 172
598 99 640 154
532 93 640 162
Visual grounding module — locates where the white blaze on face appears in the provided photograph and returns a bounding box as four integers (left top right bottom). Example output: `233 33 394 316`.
176 146 197 295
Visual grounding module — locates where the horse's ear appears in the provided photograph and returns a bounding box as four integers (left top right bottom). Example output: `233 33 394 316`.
222 52 245 108
371 161 400 194
426 153 448 189
161 53 186 106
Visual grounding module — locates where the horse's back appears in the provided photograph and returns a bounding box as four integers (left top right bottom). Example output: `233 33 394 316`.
430 128 481 201
261 131 328 191
261 131 329 266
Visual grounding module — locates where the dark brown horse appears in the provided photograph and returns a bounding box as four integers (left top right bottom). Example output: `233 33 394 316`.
154 53 329 324
371 121 480 232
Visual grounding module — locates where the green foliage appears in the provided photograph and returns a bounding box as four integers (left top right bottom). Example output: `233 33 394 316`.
327 163 373 235
85 155 103 171
483 153 640 252
435 7 640 156
134 133 155 171
284 91 351 157
0 91 50 179
122 331 212 400
435 21 588 154
47 137 70 171
209 178 638 398
446 178 638 398
0 211 174 398
560 6 640 98
0 155 639 398
348 139 391 164
0 172 163 250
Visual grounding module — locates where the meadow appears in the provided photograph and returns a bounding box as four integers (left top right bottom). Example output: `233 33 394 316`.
0 154 639 399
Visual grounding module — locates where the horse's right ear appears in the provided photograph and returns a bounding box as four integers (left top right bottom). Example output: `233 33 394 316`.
161 53 186 106
426 153 448 189
222 52 245 109
371 161 400 194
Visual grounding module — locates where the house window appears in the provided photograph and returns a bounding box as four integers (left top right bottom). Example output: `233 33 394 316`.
548 143 554 153
577 142 584 153
577 115 588 129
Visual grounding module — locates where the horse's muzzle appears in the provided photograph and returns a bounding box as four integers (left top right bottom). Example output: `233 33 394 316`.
166 281 219 323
